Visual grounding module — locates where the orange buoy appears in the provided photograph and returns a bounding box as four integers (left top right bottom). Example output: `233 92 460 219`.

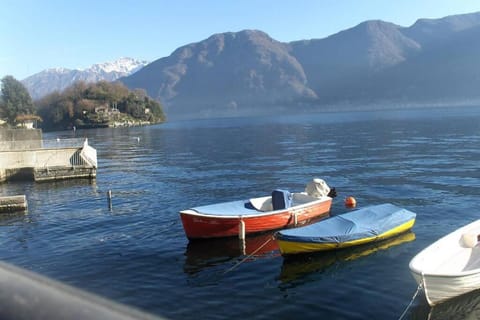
345 196 357 208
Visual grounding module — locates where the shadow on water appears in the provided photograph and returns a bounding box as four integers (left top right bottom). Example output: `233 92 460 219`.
30 178 97 190
409 288 480 320
0 211 30 226
0 179 99 201
278 231 416 284
183 231 280 275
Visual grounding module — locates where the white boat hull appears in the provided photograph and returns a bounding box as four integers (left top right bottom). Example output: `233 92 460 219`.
409 219 480 306
410 269 480 306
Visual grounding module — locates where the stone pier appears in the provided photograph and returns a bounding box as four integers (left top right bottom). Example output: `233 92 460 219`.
0 195 27 213
0 129 97 183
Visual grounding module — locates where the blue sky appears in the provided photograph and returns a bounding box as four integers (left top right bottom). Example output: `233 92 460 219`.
2 0 480 80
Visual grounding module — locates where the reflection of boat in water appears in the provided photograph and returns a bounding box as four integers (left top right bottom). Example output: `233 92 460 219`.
427 288 480 320
184 232 279 275
279 232 415 283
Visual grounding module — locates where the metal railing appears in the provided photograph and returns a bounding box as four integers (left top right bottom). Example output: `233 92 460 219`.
42 138 86 149
70 149 89 166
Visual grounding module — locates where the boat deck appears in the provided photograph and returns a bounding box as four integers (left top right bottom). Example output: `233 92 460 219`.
192 199 258 216
191 193 321 217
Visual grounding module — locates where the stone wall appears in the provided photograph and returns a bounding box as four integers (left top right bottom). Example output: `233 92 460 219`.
0 129 97 182
0 129 42 151
0 147 96 182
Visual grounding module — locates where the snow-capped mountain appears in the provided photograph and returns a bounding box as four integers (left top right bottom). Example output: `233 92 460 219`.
22 57 149 100
88 57 147 74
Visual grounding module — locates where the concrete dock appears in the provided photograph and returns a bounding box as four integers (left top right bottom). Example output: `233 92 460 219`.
0 195 27 213
0 129 97 183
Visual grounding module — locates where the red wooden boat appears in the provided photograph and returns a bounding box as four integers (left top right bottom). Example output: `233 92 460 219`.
180 178 335 239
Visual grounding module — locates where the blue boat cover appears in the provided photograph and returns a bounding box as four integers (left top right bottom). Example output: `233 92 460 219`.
276 203 416 243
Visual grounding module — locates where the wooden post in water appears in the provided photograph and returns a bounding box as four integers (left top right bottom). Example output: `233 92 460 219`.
239 218 245 240
238 219 246 255
0 195 27 213
107 190 112 210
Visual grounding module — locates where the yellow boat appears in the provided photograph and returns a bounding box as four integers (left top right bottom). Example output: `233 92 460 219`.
275 203 416 255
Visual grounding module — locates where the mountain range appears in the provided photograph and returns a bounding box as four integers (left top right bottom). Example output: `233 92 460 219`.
25 12 480 119
22 57 149 100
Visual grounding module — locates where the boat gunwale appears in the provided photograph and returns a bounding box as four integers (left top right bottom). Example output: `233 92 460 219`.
179 196 332 219
410 250 480 277
410 268 480 278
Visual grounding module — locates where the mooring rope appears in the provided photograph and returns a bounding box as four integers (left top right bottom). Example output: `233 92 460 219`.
223 236 274 274
398 283 423 320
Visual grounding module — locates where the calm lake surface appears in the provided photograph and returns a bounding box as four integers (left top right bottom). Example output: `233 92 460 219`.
0 107 479 319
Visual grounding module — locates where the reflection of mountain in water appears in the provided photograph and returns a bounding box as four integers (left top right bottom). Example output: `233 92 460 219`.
278 232 416 283
184 232 279 275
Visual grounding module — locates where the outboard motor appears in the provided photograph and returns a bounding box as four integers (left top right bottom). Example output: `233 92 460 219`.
305 178 335 198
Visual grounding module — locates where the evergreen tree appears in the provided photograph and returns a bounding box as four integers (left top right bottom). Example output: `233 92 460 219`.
0 76 35 125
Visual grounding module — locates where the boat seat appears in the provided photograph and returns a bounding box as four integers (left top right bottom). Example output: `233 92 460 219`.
461 233 480 248
249 196 273 212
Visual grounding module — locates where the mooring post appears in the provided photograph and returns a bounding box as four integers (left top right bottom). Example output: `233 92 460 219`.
239 218 245 240
107 190 112 210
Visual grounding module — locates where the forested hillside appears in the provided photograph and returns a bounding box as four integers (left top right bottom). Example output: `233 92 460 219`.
36 81 166 131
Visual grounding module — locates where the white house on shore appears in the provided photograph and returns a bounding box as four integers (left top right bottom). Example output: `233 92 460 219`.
15 115 42 129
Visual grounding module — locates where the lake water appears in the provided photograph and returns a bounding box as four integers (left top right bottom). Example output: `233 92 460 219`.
0 107 479 319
